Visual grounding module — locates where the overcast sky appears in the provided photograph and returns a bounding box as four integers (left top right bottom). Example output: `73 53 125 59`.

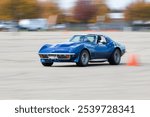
58 0 150 9
38 0 150 9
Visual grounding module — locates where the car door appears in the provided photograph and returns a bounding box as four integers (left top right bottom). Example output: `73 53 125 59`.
95 36 112 59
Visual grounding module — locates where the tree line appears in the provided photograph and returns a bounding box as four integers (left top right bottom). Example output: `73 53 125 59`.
0 0 150 23
0 0 60 20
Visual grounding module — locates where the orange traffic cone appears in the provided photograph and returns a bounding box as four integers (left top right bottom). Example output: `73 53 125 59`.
127 54 139 66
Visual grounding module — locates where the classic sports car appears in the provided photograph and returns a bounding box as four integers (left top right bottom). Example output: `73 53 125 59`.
38 34 126 66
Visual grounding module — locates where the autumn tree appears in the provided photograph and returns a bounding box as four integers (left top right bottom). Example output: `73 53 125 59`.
73 0 109 23
125 1 150 21
93 0 109 16
95 0 109 22
73 0 98 23
39 1 60 18
0 0 40 20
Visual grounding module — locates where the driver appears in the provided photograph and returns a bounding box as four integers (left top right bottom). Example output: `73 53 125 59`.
80 36 89 42
97 36 101 44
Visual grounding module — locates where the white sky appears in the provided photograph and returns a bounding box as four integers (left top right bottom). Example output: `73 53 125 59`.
58 0 150 9
38 0 150 9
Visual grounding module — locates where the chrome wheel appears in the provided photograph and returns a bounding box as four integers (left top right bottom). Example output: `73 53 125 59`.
76 50 89 66
114 50 121 64
108 49 121 65
81 51 89 65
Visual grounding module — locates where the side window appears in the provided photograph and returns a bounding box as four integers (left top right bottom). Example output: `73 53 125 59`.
100 36 107 44
87 36 96 43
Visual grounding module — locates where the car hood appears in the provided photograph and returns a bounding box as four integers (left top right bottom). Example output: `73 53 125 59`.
51 42 81 48
39 42 82 53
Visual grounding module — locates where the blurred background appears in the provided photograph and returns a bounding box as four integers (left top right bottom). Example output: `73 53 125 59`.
0 0 150 31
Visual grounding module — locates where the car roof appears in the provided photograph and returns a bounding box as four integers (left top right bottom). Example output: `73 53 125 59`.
74 34 105 36
87 34 105 36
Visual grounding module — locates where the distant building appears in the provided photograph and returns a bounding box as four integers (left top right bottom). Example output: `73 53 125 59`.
107 10 125 22
96 9 129 31
108 13 124 20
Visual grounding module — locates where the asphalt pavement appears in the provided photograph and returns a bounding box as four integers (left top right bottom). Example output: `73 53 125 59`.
0 31 150 99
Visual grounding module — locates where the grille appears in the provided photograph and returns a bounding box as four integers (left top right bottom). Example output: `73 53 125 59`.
39 53 74 60
57 55 70 60
39 54 48 58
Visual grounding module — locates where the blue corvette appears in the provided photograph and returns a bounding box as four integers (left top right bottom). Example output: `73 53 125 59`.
38 34 126 66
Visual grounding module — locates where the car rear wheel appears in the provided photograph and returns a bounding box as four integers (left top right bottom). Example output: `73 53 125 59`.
108 49 121 65
41 62 53 67
76 50 89 66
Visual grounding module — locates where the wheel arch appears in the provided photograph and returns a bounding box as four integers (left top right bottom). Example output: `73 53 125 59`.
80 48 91 60
108 47 122 65
115 47 123 56
76 48 90 66
39 44 52 53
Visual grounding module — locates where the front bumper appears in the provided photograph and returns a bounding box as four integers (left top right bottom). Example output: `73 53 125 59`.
121 49 126 56
39 53 78 62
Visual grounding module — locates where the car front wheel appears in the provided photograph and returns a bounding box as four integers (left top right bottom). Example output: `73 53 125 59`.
41 62 53 67
108 49 121 65
76 50 89 66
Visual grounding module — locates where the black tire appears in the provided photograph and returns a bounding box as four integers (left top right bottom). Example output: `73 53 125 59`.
108 49 121 65
76 50 90 66
41 62 53 67
37 28 41 31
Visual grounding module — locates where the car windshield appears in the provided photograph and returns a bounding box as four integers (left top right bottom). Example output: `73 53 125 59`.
70 35 96 43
